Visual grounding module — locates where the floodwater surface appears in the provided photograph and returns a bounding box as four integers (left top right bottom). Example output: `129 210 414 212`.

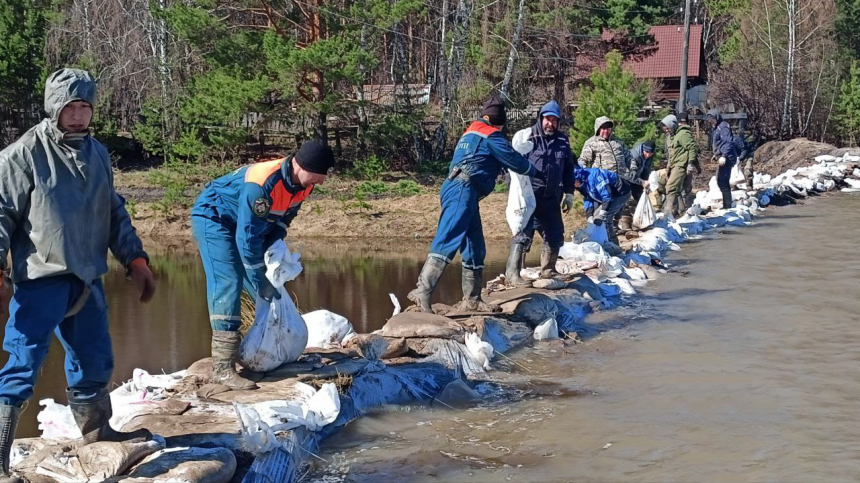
1 239 537 437
305 193 860 482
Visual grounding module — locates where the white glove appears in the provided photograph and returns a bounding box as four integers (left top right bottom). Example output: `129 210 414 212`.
718 156 727 167
686 163 696 175
512 128 534 155
561 193 574 213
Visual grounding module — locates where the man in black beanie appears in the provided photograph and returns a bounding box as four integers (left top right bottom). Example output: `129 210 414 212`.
191 138 333 390
408 96 538 313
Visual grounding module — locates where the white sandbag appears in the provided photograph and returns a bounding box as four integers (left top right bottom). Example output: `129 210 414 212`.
815 154 838 163
625 267 647 281
574 223 609 246
512 128 534 155
506 171 537 235
303 310 356 349
239 242 308 372
603 257 626 278
632 191 656 230
37 399 81 440
559 242 607 269
842 154 860 163
609 278 636 295
234 382 340 453
533 318 560 341
465 332 493 370
853 168 860 178
844 178 860 189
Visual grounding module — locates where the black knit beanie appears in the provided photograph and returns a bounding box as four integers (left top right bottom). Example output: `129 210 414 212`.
481 96 507 126
642 140 656 153
295 138 335 175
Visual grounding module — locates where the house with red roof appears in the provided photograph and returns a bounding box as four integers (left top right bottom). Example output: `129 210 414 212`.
625 24 706 104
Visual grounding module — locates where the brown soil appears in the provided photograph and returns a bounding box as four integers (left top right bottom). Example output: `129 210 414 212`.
753 138 860 176
130 193 587 250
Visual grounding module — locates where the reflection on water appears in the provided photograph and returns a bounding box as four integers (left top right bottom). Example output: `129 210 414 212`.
307 193 860 482
0 239 537 437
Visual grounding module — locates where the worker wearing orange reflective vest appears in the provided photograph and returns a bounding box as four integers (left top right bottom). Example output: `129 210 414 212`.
191 139 334 389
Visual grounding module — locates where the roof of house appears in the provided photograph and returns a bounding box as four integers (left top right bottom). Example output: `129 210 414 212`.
622 24 703 79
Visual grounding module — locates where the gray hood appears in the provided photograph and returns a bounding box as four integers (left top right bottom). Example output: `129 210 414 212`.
44 68 97 123
593 116 614 136
706 108 723 124
661 114 678 133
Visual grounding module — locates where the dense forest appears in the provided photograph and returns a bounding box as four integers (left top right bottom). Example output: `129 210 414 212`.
2 0 860 171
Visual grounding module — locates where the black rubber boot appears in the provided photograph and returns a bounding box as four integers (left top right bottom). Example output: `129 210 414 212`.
211 330 258 390
539 244 560 279
0 405 23 483
505 242 531 287
68 387 153 445
454 268 500 313
407 256 448 313
721 188 733 209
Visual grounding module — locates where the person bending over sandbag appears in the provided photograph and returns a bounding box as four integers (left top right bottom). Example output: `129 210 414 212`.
0 68 158 481
707 108 736 209
506 100 577 285
191 139 333 390
408 97 539 313
572 167 633 246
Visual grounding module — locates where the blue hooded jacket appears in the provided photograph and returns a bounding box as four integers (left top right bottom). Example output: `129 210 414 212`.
448 119 536 197
573 167 630 213
527 100 577 199
708 109 737 163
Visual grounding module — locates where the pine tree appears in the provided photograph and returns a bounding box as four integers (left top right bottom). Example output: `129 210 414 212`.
570 51 657 154
835 61 860 146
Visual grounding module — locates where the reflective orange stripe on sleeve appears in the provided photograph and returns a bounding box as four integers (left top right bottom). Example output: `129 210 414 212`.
463 121 500 138
244 158 285 185
244 158 314 215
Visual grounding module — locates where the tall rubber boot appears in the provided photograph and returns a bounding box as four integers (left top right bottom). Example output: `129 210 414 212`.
0 405 23 483
211 331 258 390
407 256 448 313
455 268 500 313
539 244 560 279
68 387 153 444
721 188 733 209
663 193 678 219
505 242 530 287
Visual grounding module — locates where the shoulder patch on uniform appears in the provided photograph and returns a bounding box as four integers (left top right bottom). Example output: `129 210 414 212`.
253 197 271 217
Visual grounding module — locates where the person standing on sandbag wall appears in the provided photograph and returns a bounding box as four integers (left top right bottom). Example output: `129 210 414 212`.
191 139 333 390
0 68 157 481
571 167 632 246
660 113 698 218
707 108 736 209
505 100 577 286
408 97 539 313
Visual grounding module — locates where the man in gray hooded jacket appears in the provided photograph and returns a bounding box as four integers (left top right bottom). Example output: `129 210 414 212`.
0 68 156 482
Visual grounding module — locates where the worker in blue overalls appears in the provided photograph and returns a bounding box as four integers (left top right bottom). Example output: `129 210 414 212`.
572 166 633 236
0 68 157 482
191 139 334 390
408 97 538 313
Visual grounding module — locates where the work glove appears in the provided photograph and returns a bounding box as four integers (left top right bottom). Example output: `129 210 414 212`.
561 193 574 213
128 258 156 303
512 128 534 155
257 278 282 302
718 156 727 167
0 272 12 317
686 163 697 175
592 218 604 227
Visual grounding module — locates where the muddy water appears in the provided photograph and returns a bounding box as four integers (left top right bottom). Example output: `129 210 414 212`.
307 193 860 482
1 239 538 438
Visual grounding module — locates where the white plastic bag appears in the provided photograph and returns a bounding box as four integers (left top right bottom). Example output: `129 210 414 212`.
506 170 537 235
239 242 309 372
303 310 357 349
37 399 81 440
465 332 493 370
234 382 340 454
533 318 560 341
512 128 534 155
632 192 656 229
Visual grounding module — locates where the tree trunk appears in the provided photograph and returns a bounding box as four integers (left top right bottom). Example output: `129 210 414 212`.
499 0 526 100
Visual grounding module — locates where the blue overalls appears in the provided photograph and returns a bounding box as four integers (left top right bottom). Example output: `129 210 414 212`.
428 120 536 269
191 157 311 332
574 167 631 222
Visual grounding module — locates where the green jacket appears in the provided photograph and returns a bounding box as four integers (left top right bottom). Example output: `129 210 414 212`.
0 69 147 283
668 125 698 169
